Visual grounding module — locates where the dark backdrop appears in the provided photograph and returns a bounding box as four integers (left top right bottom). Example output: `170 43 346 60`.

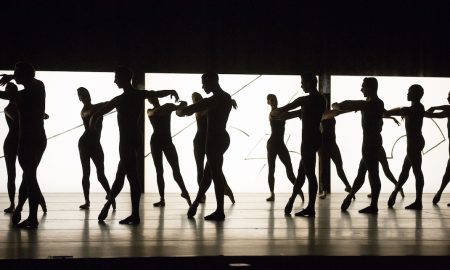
1 0 449 76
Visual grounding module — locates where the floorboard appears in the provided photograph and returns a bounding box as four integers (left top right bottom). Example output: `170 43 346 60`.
1 193 450 259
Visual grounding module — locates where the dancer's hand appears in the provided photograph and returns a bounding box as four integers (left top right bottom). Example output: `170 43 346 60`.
43 113 50 120
178 101 188 107
426 107 436 113
231 99 238 109
0 74 14 86
170 90 179 102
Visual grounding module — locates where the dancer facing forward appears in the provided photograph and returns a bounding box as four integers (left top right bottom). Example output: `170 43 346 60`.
272 74 326 217
266 94 304 202
147 97 191 207
334 77 384 214
77 87 115 210
3 82 47 215
0 62 47 228
385 85 425 210
177 73 232 221
93 66 180 225
426 90 450 207
191 92 235 204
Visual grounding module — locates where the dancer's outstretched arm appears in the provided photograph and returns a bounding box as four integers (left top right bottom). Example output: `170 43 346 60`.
332 100 367 111
271 96 308 117
321 109 353 120
148 101 187 117
272 109 302 121
176 98 210 116
89 97 119 131
141 89 179 101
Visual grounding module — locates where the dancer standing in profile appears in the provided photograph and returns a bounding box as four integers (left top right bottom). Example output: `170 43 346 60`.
386 84 425 210
77 87 115 210
3 82 47 214
147 97 191 207
191 92 235 204
320 109 403 199
272 74 326 217
334 77 384 214
93 66 180 225
177 73 232 221
0 62 47 228
426 90 450 207
266 93 304 202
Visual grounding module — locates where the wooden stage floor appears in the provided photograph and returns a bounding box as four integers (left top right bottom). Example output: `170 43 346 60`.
1 193 450 259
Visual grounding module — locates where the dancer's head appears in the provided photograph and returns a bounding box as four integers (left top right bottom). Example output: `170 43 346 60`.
361 77 378 97
147 97 160 107
407 84 424 102
192 92 203 103
77 87 91 104
5 82 18 94
114 66 133 89
14 62 35 85
267 94 278 107
201 73 219 94
300 74 317 93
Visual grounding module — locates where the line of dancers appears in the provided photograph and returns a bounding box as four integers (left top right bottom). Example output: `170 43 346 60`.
1 62 450 229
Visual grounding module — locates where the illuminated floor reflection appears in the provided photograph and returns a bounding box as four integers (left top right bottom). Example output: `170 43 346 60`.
1 193 450 258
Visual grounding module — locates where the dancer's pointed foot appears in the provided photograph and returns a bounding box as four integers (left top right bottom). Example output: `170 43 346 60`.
341 195 352 212
12 211 21 226
225 189 235 204
40 202 47 213
98 204 110 222
295 207 315 217
199 195 206 204
187 204 198 218
266 194 275 202
79 202 90 210
400 188 405 198
319 191 326 199
16 218 38 229
284 197 295 215
388 192 397 208
405 201 422 210
298 190 305 202
204 211 225 221
153 200 166 207
119 215 140 225
181 193 192 206
4 205 15 214
358 205 378 214
433 192 442 205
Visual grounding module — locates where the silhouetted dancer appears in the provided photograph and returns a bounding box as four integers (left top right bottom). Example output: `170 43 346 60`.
266 94 304 202
425 91 450 207
177 73 232 221
319 109 353 199
191 92 235 204
3 82 47 214
272 74 326 217
77 87 115 210
147 97 191 207
92 66 180 225
333 77 384 214
0 62 47 228
385 85 425 210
